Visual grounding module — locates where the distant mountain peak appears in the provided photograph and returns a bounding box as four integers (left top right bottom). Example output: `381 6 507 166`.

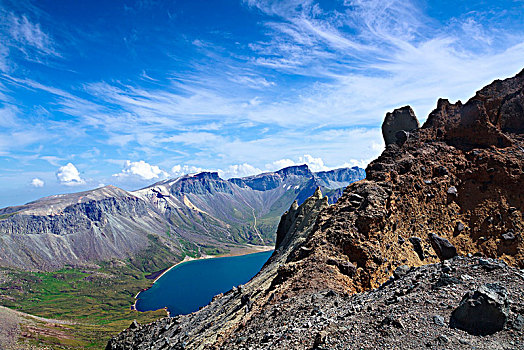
191 171 221 180
276 164 312 177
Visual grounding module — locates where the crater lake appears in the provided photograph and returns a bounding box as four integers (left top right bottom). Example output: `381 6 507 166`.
135 250 273 315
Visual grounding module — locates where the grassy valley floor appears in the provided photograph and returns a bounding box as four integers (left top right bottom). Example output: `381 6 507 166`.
0 241 273 349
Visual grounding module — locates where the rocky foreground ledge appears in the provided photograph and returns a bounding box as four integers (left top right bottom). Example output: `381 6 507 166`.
220 256 524 349
107 69 524 349
108 256 524 350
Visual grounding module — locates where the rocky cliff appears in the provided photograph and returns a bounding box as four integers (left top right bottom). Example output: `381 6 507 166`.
0 166 363 270
107 69 524 349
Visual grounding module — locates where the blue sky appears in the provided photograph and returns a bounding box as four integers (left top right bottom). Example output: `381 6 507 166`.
0 0 523 207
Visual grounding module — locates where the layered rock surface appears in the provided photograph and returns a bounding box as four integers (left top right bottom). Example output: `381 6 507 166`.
107 69 524 349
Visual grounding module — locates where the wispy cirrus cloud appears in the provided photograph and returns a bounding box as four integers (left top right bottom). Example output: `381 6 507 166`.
7 13 58 57
1 0 523 208
230 0 524 134
0 7 60 72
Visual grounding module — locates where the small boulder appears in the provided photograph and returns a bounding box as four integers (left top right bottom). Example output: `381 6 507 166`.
380 315 404 329
478 258 504 271
338 261 357 277
326 258 357 277
433 273 462 289
393 265 410 280
434 165 449 176
512 314 524 330
433 315 445 327
502 231 516 241
313 330 328 348
450 283 509 335
436 335 449 344
430 233 457 260
382 106 420 146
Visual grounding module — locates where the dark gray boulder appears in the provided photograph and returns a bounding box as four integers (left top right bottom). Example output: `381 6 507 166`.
450 283 509 335
382 106 420 146
430 233 457 260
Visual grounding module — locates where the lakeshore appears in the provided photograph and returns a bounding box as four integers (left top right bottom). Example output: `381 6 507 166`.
132 244 274 311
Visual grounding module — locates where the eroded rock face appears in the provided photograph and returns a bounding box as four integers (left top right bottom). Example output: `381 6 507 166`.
381 106 420 145
277 68 524 298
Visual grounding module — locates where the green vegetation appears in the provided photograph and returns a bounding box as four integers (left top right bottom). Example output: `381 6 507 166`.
0 212 17 220
0 236 181 349
201 245 229 256
178 238 200 257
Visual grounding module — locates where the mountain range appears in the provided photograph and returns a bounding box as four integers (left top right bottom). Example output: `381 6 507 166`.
0 165 364 270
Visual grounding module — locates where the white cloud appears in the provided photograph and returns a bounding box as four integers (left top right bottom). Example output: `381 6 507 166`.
56 163 85 186
170 163 262 179
297 155 327 172
267 154 328 172
114 160 169 180
239 0 524 128
170 158 366 180
267 154 371 173
8 14 58 57
339 159 373 169
30 178 44 187
269 158 296 170
218 163 262 179
171 165 208 177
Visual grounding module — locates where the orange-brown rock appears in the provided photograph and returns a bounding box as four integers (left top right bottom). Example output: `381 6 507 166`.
274 69 524 297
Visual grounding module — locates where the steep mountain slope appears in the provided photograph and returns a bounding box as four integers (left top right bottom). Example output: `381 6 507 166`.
107 69 524 349
0 186 173 271
0 166 364 270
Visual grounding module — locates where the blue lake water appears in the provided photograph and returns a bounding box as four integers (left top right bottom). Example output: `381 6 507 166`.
135 250 273 315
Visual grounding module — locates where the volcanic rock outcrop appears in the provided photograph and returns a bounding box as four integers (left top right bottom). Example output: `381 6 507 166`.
381 105 420 145
107 69 524 349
